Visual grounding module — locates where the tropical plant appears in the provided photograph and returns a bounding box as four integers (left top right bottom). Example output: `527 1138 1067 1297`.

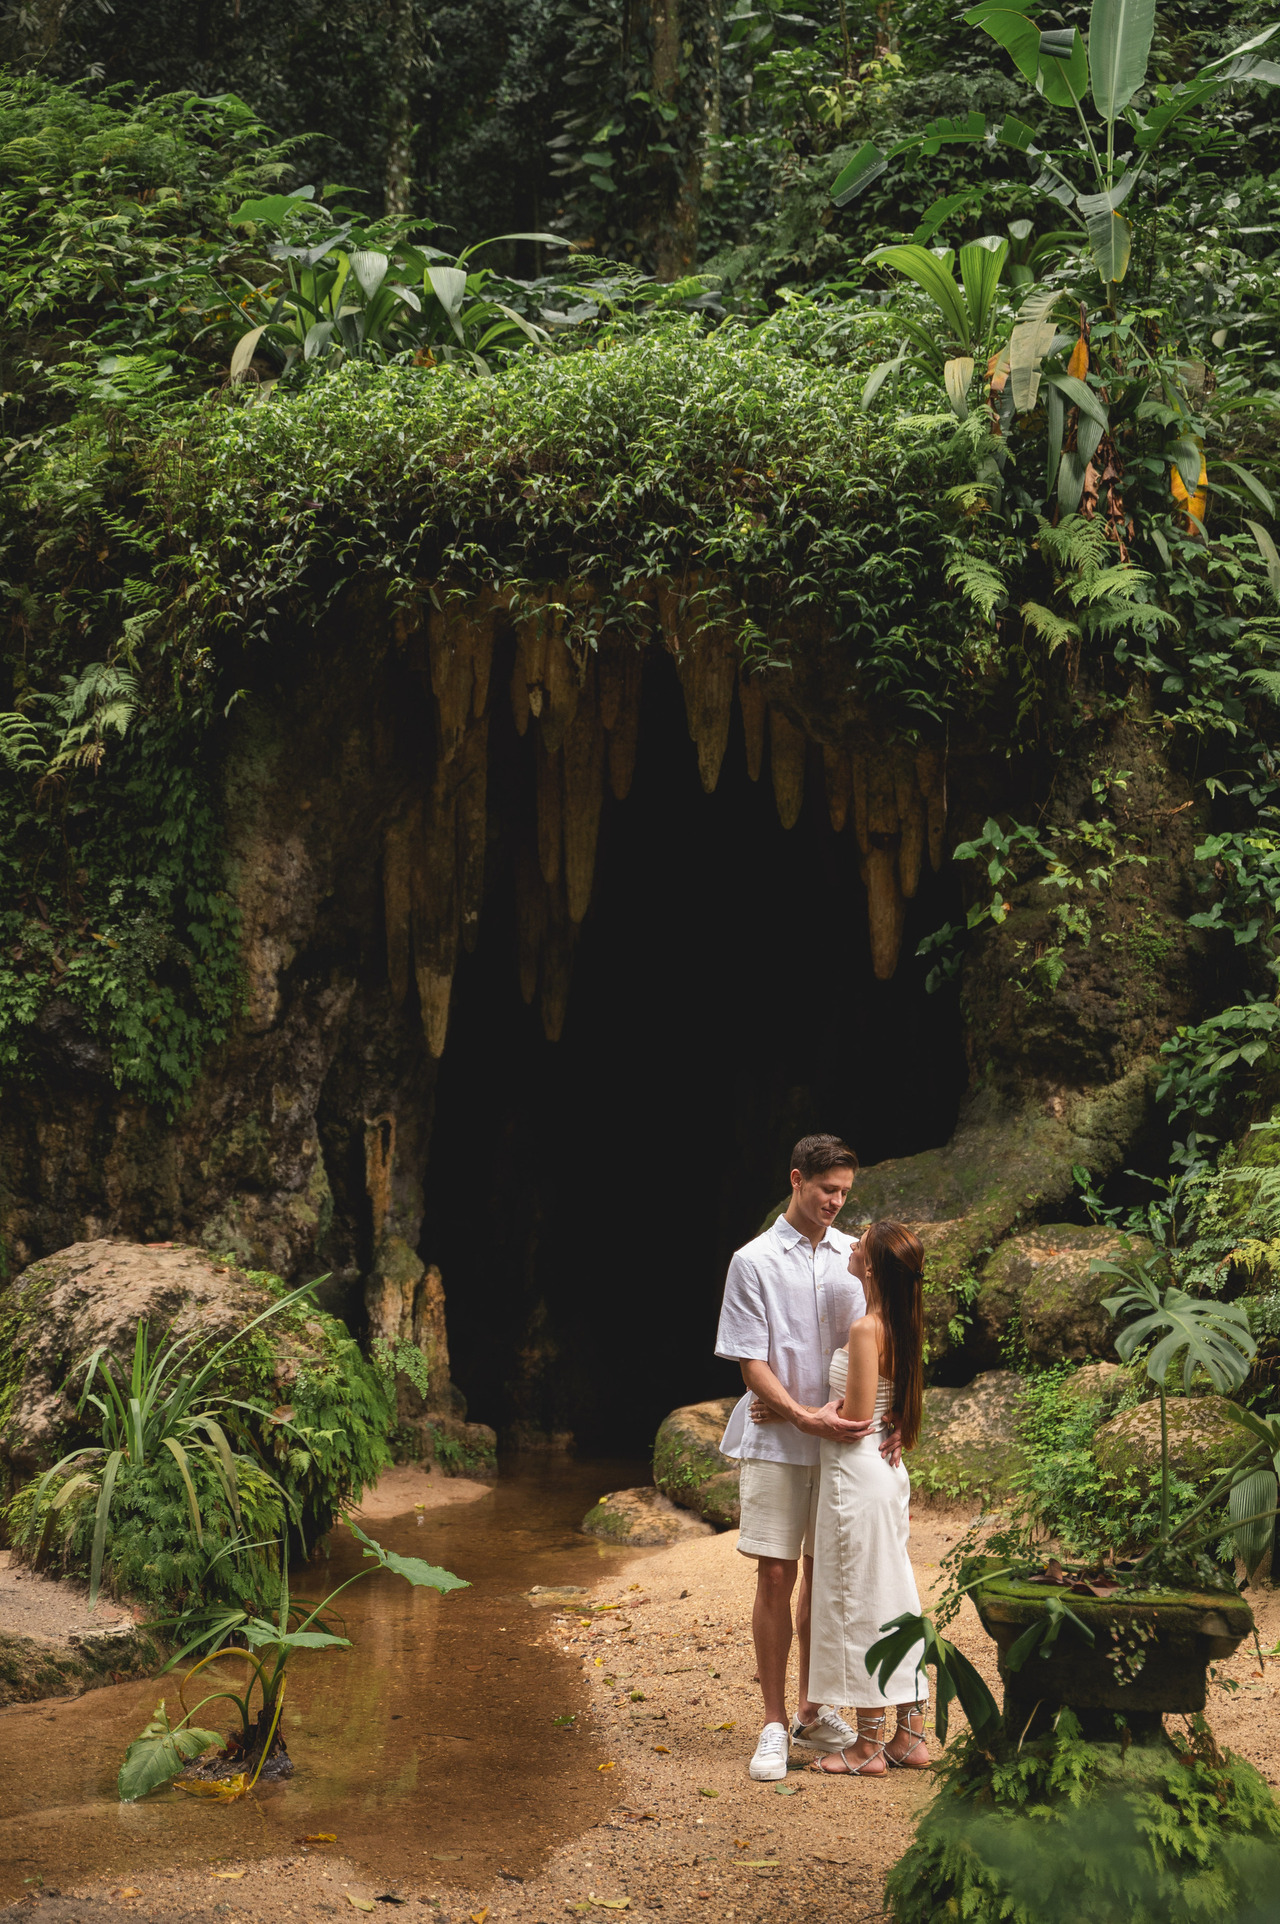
1097 1255 1280 1578
118 1519 467 1802
860 232 1009 418
30 1279 321 1604
832 2 1280 289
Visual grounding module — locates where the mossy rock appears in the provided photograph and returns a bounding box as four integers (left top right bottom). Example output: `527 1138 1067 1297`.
911 1370 1026 1500
1060 1359 1129 1417
1093 1394 1252 1493
971 1225 1148 1369
0 1622 162 1708
582 1486 715 1547
652 1397 741 1527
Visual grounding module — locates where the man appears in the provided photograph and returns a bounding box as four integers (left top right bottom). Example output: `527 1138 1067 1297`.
715 1132 894 1782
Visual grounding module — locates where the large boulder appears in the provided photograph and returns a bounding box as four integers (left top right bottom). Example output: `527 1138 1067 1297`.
910 1369 1026 1500
969 1226 1146 1370
581 1486 715 1546
0 1240 392 1535
653 1397 741 1527
1093 1394 1252 1495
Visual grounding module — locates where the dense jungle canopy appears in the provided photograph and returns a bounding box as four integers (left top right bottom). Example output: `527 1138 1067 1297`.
3 1 1280 1439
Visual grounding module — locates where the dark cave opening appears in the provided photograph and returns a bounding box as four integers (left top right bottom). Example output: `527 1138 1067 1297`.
419 656 967 1456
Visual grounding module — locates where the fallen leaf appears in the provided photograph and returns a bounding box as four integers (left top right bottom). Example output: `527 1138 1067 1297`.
345 1895 376 1914
738 1861 780 1870
598 1760 616 1772
270 1405 295 1424
775 1783 802 1796
734 1839 750 1849
211 1871 246 1881
470 1910 489 1923
114 1891 142 1901
174 1773 247 1802
706 1722 735 1732
697 1787 719 1798
591 1902 629 1912
652 1746 670 1754
301 1833 338 1844
430 1853 462 1861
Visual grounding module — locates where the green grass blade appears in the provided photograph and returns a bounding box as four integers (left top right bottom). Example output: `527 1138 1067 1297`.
90 1450 124 1608
193 1418 242 1527
160 1437 204 1545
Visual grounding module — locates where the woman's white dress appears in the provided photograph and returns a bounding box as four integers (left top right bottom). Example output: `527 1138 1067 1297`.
806 1346 928 1709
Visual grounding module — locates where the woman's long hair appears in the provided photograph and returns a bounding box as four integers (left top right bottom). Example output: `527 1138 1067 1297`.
863 1221 925 1451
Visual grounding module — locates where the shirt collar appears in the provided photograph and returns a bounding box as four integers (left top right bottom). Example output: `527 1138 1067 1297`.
774 1214 844 1255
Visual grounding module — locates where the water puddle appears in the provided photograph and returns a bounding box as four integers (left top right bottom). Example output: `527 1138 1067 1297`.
0 1456 649 1899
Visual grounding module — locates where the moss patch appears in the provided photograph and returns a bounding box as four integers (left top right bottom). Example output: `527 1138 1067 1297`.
652 1399 741 1527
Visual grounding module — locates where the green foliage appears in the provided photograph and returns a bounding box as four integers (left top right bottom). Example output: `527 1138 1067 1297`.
371 1336 433 1403
118 1700 222 1805
886 1712 1280 1924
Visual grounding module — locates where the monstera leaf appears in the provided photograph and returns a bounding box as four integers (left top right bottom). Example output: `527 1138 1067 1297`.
1097 1258 1256 1393
119 1701 222 1803
866 1610 1000 1745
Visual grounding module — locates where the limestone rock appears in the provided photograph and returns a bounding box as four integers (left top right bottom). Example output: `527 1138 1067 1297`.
1060 1360 1129 1417
582 1485 715 1546
1020 1232 1148 1368
0 1240 293 1483
972 1226 1143 1369
652 1397 741 1527
911 1370 1026 1499
1093 1394 1252 1494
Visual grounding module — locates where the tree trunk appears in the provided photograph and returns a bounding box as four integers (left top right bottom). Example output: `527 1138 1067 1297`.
649 0 719 281
384 0 417 218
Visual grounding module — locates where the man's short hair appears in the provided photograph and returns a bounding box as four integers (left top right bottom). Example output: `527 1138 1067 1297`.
790 1133 859 1181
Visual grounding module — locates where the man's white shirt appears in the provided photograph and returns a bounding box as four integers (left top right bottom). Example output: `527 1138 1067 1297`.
715 1213 867 1466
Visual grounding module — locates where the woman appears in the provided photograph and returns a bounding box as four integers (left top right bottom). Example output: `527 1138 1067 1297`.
805 1219 929 1776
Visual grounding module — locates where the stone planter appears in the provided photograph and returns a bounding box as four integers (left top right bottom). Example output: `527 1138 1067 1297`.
965 1557 1254 1737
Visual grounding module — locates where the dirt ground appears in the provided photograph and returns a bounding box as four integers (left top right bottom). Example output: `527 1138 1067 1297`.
6 1501 1279 1924
0 1554 136 1647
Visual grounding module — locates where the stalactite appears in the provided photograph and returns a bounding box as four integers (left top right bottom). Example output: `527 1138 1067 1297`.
865 846 907 982
894 747 926 900
607 647 644 801
769 706 807 830
597 642 625 734
510 597 549 736
865 756 905 980
738 671 766 782
823 745 854 834
363 1112 396 1242
679 629 736 793
383 808 416 1006
540 609 579 756
562 658 605 923
536 733 563 887
916 742 948 869
411 764 459 1059
540 874 577 1043
429 602 476 764
469 588 500 719
852 752 869 856
410 1262 450 1386
515 838 546 1006
456 714 489 955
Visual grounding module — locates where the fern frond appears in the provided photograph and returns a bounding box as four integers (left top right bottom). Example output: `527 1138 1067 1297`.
1248 669 1280 705
945 552 1006 622
1020 601 1080 653
0 710 50 773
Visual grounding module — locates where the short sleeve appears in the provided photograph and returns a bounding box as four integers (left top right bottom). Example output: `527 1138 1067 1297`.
714 1252 770 1362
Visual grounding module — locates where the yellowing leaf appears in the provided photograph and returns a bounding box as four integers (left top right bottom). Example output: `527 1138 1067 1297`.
1067 335 1089 381
697 1787 719 1798
653 1745 670 1754
175 1773 247 1801
591 1902 630 1911
598 1760 616 1771
708 1722 735 1732
470 1910 489 1923
345 1894 376 1914
302 1833 338 1844
211 1870 246 1880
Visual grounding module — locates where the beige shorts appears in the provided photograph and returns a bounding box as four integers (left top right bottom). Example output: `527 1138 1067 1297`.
736 1458 819 1561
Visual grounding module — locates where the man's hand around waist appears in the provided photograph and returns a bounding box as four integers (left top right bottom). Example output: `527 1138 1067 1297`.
750 1395 874 1441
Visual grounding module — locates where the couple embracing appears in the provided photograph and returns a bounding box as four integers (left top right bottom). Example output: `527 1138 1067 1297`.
715 1133 928 1781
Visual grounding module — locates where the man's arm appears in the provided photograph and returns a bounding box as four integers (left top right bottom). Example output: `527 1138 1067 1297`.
741 1359 875 1443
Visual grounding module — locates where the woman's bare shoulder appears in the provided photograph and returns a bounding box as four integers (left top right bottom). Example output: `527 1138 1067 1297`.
848 1313 881 1350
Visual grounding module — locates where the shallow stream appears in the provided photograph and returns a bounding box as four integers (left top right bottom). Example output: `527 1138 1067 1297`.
0 1457 648 1900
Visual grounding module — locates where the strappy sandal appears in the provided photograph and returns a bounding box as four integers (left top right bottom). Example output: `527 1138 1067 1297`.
808 1711 886 1775
886 1703 929 1769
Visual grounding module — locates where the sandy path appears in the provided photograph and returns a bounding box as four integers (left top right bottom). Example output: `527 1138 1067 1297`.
7 1505 1278 1923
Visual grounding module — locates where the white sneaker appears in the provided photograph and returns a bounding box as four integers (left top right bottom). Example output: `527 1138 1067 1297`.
791 1705 858 1754
748 1720 790 1782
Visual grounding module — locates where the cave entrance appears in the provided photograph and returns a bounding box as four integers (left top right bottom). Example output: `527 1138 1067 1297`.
419 650 965 1457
